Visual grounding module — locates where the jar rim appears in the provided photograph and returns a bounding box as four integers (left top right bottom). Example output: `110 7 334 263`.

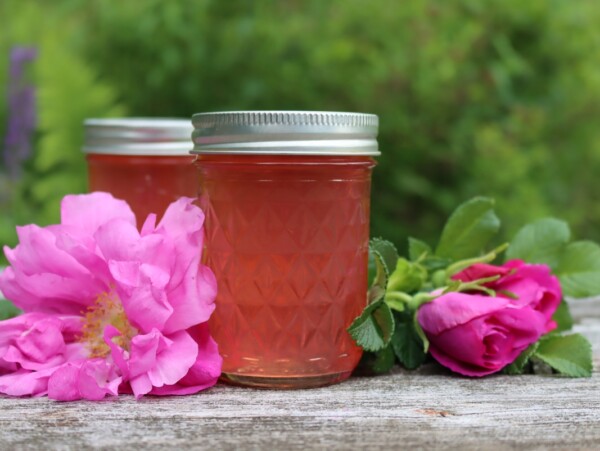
191 111 380 156
82 118 193 156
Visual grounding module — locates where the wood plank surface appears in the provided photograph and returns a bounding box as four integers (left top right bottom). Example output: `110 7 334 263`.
0 298 599 450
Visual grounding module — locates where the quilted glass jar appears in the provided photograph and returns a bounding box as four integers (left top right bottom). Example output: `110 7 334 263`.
192 111 379 388
83 118 196 221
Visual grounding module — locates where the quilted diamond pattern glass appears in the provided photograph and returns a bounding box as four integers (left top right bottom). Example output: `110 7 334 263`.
198 155 375 388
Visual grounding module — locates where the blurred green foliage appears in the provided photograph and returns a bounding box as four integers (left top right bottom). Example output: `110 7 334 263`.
0 0 126 258
2 0 600 261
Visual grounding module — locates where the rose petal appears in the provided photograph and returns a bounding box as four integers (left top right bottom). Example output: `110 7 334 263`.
94 219 146 262
0 313 84 372
156 198 205 289
15 318 66 362
0 367 56 397
47 363 81 401
115 270 174 333
150 323 222 396
496 261 562 332
54 231 112 286
10 225 92 279
128 330 161 378
78 359 122 400
129 374 153 398
107 260 141 290
0 225 107 313
47 359 122 401
162 264 217 334
95 219 170 274
127 329 198 399
104 326 130 379
0 266 39 313
146 331 198 387
428 320 487 370
60 192 136 233
418 292 512 335
140 213 157 236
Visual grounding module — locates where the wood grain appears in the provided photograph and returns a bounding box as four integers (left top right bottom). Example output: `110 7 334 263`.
1 298 599 450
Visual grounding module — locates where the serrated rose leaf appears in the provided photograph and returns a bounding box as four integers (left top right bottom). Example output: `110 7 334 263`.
556 241 600 298
391 310 426 369
534 334 592 378
348 301 395 352
408 237 431 261
506 218 570 270
370 238 399 277
503 343 539 375
371 346 396 374
436 197 500 260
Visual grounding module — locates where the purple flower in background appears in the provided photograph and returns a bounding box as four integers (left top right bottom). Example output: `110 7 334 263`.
3 47 37 178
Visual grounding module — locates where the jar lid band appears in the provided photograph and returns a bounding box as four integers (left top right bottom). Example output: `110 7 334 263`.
191 111 380 156
82 118 193 156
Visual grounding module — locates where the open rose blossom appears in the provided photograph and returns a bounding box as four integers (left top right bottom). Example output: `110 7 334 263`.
0 192 222 400
452 260 562 333
417 261 562 377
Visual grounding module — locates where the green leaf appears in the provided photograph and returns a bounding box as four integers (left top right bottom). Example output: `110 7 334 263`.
533 334 592 377
348 301 395 352
408 237 431 261
552 299 574 333
355 347 396 375
0 299 21 320
368 238 399 293
368 285 386 305
387 258 427 293
435 197 500 260
391 309 427 369
371 346 396 374
372 303 395 345
503 343 539 375
421 256 453 272
367 251 376 286
556 241 600 298
370 238 399 277
506 218 570 270
371 252 389 292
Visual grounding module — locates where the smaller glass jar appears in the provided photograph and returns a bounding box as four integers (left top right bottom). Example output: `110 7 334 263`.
83 118 196 221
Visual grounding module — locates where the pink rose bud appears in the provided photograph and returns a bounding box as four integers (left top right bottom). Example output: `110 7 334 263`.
417 292 548 377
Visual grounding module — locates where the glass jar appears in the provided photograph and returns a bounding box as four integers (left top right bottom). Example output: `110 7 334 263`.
192 111 379 388
83 118 196 221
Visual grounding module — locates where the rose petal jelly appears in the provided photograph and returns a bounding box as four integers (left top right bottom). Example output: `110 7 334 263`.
83 118 196 221
192 111 379 388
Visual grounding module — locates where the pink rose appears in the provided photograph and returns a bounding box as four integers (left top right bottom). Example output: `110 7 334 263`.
417 260 562 377
417 292 548 377
452 260 562 333
0 193 222 400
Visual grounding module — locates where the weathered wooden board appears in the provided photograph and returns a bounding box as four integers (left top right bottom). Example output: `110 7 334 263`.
0 298 598 450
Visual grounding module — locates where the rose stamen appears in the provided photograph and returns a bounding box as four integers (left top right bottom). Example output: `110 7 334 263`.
80 290 138 358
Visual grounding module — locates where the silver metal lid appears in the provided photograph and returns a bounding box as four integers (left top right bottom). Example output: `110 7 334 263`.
83 118 193 156
191 111 379 156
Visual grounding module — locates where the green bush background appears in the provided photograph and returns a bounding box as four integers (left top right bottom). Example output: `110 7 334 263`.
2 0 600 261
